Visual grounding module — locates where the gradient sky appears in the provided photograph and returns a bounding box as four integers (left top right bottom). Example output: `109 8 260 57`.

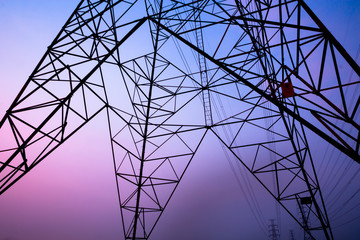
0 1 360 240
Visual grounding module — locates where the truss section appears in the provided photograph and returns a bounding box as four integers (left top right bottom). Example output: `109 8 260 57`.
1 0 360 239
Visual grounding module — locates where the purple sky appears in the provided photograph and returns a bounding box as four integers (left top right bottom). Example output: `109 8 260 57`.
0 1 360 240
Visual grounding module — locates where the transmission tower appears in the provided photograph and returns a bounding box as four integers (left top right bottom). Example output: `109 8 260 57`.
269 219 280 240
290 230 296 240
1 0 359 239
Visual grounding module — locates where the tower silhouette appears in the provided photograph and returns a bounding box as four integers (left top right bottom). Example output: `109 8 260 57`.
1 0 359 239
269 219 280 240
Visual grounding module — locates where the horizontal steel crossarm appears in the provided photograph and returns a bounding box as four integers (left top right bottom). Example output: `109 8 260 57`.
231 1 359 123
0 18 147 177
149 17 360 163
0 106 105 194
299 0 360 78
0 0 127 128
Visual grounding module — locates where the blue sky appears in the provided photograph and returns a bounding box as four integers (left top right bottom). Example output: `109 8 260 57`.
0 1 360 240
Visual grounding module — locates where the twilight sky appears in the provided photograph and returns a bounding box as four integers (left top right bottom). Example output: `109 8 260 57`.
0 1 360 240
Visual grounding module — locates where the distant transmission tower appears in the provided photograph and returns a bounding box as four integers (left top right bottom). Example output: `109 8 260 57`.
1 0 360 239
269 219 280 240
290 230 296 240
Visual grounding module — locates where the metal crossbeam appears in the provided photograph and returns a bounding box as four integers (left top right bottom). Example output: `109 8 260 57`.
1 0 359 239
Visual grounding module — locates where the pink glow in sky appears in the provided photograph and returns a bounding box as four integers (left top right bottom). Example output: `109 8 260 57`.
0 1 360 240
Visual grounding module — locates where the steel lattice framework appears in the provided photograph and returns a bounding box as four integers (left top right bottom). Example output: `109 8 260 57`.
1 0 360 239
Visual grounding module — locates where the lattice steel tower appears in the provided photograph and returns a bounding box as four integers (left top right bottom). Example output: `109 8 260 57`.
1 0 360 239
